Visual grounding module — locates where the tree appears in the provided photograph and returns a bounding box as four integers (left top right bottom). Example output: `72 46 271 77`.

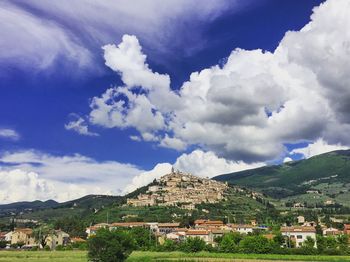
32 225 54 248
88 228 135 262
239 235 272 254
303 236 315 249
129 227 154 250
54 216 87 238
219 232 241 253
180 237 206 253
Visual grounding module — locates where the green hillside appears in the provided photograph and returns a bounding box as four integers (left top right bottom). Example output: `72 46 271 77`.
214 150 350 207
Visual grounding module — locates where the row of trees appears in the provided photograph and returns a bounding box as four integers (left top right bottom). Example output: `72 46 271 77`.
87 228 350 261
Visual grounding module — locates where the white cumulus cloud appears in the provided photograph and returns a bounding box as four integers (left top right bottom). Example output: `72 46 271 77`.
81 0 350 163
291 139 349 159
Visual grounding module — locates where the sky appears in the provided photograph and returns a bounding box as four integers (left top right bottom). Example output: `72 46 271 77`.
1 0 350 203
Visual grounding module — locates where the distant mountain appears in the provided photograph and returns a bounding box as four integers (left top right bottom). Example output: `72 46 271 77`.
0 195 124 221
213 150 350 207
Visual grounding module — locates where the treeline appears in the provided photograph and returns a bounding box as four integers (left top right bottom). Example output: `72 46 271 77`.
88 228 350 262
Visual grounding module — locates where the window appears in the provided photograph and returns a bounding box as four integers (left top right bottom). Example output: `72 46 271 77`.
297 235 303 239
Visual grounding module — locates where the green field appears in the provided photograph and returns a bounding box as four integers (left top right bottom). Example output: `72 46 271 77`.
126 251 350 262
1 251 350 262
0 251 87 262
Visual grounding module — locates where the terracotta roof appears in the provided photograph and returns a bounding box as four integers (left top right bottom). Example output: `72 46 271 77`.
71 237 86 242
158 223 180 227
14 228 33 235
195 219 223 225
281 226 316 233
231 224 253 228
187 230 210 235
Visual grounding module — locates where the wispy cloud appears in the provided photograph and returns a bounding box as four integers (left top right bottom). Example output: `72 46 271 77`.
0 128 20 140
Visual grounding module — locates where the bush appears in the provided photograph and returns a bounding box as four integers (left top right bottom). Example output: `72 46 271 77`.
88 228 135 262
239 235 272 254
0 240 7 249
218 233 241 253
55 245 64 251
179 237 206 253
30 246 38 251
44 245 51 251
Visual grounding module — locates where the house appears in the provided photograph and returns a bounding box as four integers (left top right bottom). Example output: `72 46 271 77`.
343 224 350 235
185 230 214 245
86 223 110 237
281 226 316 248
11 228 36 246
109 222 147 229
4 232 12 242
194 220 224 229
230 224 254 234
157 223 180 235
45 230 70 249
297 216 305 224
323 227 342 236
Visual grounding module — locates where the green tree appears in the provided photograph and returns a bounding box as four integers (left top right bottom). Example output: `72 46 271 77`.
129 227 154 249
32 225 54 248
239 235 272 254
54 216 87 238
88 228 135 262
303 236 315 249
180 237 206 253
219 232 241 252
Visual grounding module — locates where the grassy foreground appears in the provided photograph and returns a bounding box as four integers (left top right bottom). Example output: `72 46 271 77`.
126 251 350 262
1 251 350 262
0 251 87 262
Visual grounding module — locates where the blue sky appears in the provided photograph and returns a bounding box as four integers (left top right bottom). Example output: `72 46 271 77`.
1 0 349 203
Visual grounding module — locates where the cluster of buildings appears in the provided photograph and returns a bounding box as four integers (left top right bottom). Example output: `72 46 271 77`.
86 217 350 248
0 228 85 249
127 169 228 209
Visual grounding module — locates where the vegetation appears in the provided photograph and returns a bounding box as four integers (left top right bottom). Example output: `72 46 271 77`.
214 150 350 201
0 251 87 262
126 251 350 261
87 228 136 262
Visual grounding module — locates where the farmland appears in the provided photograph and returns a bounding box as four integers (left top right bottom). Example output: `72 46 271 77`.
1 251 350 262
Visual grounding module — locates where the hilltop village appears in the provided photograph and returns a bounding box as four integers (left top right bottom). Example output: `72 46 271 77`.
127 169 229 209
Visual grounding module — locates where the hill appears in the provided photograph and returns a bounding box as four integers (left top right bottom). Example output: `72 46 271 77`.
213 149 350 208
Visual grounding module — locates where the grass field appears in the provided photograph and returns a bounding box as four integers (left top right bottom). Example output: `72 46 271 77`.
126 251 350 262
1 251 350 262
0 251 87 262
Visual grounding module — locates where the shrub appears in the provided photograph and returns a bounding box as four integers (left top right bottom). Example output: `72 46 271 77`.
44 245 51 251
88 228 135 262
55 245 64 251
0 240 7 249
239 235 272 254
179 237 206 253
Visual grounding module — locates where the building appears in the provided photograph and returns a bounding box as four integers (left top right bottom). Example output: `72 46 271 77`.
195 220 224 229
157 223 180 235
11 228 36 246
323 227 342 236
297 215 305 224
127 170 228 209
281 226 316 248
185 230 214 245
230 224 254 234
45 230 70 249
344 224 350 235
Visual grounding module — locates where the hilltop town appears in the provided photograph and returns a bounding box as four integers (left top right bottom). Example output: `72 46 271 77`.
127 169 229 209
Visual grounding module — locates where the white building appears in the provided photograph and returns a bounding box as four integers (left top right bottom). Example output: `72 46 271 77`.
281 226 316 248
230 224 254 234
